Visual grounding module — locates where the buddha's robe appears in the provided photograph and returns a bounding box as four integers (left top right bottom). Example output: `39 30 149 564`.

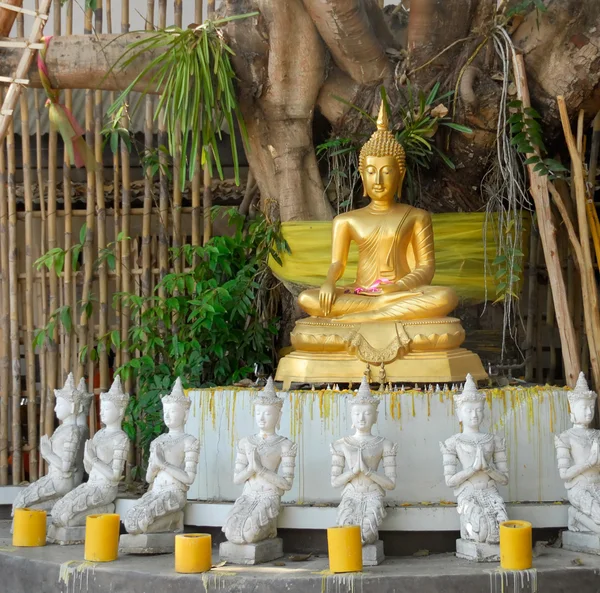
298 204 458 323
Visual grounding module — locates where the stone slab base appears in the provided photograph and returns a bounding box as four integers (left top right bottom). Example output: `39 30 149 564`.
219 538 283 565
563 531 600 555
47 525 86 546
363 540 385 566
455 538 500 562
119 533 176 555
276 349 487 389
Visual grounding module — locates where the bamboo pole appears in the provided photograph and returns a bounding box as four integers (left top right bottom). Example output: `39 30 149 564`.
17 13 37 482
191 0 203 249
588 110 600 267
524 224 538 382
7 116 21 484
107 0 121 371
202 0 215 246
172 0 182 272
157 0 168 297
78 6 96 385
0 0 52 145
512 55 580 387
95 0 109 399
32 3 48 471
0 89 9 485
142 0 154 304
62 0 73 386
121 0 132 395
557 97 600 389
44 0 60 441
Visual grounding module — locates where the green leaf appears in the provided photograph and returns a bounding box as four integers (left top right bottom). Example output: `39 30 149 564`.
441 122 473 134
79 223 87 246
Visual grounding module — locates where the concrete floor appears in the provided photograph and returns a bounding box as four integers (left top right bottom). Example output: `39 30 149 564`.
0 521 597 593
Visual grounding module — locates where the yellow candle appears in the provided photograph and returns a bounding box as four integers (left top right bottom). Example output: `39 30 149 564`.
12 508 47 547
84 514 120 562
500 520 532 570
327 526 362 573
175 534 212 573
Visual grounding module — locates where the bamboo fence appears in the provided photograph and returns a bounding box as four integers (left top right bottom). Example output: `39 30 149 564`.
0 0 596 488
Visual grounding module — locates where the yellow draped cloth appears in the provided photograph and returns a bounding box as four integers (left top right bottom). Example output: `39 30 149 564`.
268 213 528 302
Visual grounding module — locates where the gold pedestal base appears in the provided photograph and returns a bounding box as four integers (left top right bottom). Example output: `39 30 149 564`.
275 349 487 390
275 316 487 389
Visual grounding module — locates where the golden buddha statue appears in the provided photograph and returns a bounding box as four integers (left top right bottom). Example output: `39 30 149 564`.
275 104 487 389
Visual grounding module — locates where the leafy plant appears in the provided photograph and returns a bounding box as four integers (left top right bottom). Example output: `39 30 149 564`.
116 209 289 459
106 14 257 189
508 99 568 179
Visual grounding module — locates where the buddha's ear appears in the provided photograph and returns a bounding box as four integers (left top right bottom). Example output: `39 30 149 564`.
360 170 367 197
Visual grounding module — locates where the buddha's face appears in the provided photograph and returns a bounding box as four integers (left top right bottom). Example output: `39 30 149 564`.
361 155 404 203
55 396 74 421
571 399 595 426
163 402 187 430
458 402 484 430
255 404 280 433
100 400 121 425
351 404 377 431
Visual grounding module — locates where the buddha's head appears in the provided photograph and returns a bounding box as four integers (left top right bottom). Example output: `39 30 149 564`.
568 372 596 427
350 377 380 433
254 377 283 434
100 375 130 426
454 374 486 432
161 377 191 430
359 102 406 204
54 372 84 421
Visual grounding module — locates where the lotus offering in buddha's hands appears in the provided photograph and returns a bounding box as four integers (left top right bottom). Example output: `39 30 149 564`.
276 103 487 388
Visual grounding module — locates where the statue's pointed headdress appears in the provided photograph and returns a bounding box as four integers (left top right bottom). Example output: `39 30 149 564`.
54 372 86 408
359 101 406 176
453 374 485 406
162 377 191 410
101 375 130 412
350 376 381 409
254 377 284 410
76 377 94 414
568 372 596 405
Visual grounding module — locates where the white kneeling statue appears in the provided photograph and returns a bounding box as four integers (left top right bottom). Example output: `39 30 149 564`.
330 377 397 546
222 377 297 545
124 378 200 534
51 376 130 528
12 373 86 515
440 374 509 545
555 373 600 534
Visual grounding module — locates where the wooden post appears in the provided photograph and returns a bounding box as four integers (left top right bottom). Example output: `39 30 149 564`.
557 97 600 389
512 55 580 387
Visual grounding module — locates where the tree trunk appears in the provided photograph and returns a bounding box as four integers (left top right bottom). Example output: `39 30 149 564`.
3 1 598 220
0 0 22 38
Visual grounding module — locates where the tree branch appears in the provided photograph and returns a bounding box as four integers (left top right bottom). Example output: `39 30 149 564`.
302 0 391 85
